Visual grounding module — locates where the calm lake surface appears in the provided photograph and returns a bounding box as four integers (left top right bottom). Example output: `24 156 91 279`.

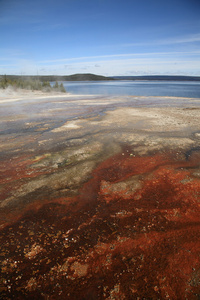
62 80 200 98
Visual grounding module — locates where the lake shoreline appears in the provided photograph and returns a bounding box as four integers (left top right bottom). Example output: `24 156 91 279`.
0 86 200 103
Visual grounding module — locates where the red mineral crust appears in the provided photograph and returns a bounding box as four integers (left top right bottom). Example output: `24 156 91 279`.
0 154 53 201
0 149 200 299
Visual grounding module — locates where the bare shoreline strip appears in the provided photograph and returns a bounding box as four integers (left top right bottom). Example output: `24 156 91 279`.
0 94 198 105
0 87 199 104
0 88 100 103
0 93 87 103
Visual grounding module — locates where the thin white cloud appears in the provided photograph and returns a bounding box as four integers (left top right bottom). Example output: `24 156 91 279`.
156 33 200 45
38 50 200 65
33 55 200 76
122 33 200 47
1 47 200 76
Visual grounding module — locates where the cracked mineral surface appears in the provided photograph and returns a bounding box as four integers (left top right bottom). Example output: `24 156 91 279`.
0 92 200 299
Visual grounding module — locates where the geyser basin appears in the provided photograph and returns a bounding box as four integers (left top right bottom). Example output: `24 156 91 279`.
0 93 200 299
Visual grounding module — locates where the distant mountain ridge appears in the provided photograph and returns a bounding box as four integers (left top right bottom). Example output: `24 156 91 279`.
1 74 200 82
112 75 200 81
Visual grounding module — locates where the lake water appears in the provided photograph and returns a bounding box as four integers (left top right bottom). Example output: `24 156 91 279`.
62 80 200 98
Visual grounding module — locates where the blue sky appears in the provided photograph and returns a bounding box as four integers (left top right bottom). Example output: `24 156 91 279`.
0 0 200 76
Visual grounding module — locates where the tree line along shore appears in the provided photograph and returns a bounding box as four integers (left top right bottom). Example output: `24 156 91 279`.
0 75 66 93
1 73 200 84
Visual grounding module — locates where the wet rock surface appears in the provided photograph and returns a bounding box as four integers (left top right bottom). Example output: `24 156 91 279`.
0 93 200 299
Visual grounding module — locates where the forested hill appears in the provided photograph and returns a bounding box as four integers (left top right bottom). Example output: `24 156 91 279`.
1 74 200 82
61 73 114 81
0 74 114 82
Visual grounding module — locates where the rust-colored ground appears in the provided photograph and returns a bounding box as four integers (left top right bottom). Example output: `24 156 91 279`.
1 147 200 299
1 94 200 299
